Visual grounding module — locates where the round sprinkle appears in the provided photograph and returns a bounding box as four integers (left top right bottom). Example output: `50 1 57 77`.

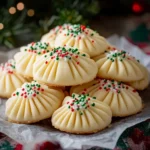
0 59 16 74
67 94 96 115
12 81 44 98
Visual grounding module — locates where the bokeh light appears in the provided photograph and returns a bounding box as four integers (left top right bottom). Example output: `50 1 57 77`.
27 9 35 17
9 7 16 14
0 23 4 30
132 3 143 13
16 2 24 11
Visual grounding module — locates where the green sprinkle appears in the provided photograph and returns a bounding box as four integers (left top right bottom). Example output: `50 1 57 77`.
80 112 83 115
16 92 19 95
82 54 86 57
91 103 95 106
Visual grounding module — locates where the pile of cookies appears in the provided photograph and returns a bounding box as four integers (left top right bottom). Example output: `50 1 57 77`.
1 24 149 134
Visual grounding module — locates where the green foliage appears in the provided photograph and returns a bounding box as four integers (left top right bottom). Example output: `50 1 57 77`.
0 7 36 48
0 0 100 48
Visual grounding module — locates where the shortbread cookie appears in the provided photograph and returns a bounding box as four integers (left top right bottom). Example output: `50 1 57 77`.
0 59 28 98
55 24 108 57
14 42 52 78
52 93 112 134
128 66 149 90
6 81 64 124
33 47 98 86
93 49 144 82
41 24 71 48
70 78 143 117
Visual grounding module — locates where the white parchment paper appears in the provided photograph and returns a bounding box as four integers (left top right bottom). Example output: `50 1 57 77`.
0 35 150 150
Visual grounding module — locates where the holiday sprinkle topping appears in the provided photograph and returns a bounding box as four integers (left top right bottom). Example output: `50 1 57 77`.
105 50 140 62
44 47 86 64
52 24 70 35
12 81 44 98
63 24 96 39
0 59 16 74
81 78 137 94
22 42 51 55
67 94 96 115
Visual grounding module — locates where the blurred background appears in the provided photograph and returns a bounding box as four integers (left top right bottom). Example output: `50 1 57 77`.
0 0 150 53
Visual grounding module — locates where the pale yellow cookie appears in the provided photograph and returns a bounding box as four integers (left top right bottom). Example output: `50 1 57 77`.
41 24 71 48
33 47 98 86
70 78 143 117
14 42 52 78
93 49 144 82
52 93 112 134
0 59 28 98
127 66 149 90
6 81 64 124
55 24 108 57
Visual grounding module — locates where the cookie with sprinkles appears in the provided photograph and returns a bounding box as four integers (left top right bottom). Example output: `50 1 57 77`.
33 46 98 86
14 42 52 78
6 81 64 124
70 78 143 117
41 24 71 48
0 59 28 98
55 24 108 57
127 65 149 90
52 93 112 134
93 49 145 82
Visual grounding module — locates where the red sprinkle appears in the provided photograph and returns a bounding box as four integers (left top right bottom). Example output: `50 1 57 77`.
133 89 136 92
33 94 36 97
108 46 111 50
80 25 86 31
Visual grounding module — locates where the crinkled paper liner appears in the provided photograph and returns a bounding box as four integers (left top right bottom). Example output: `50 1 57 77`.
0 35 150 150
